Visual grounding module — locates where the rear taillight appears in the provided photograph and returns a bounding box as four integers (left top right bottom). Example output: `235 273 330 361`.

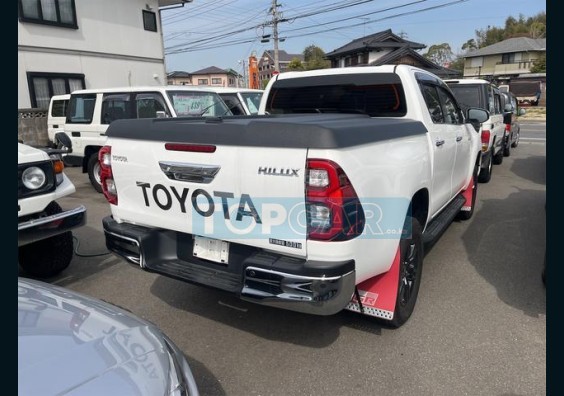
99 146 118 205
481 130 491 152
306 159 364 241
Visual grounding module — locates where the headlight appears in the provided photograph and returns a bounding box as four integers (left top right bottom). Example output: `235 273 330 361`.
22 167 47 190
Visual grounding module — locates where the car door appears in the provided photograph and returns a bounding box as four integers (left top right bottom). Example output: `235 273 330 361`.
489 86 505 155
419 81 457 215
436 86 471 194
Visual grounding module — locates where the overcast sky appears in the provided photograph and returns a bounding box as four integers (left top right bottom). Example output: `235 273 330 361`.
161 0 546 74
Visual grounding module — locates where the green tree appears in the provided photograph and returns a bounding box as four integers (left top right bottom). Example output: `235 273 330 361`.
530 54 546 73
287 57 304 71
303 45 330 70
461 39 477 51
423 43 454 66
448 56 465 73
469 12 546 49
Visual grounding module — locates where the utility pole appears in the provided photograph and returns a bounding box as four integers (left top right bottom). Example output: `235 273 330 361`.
270 0 280 73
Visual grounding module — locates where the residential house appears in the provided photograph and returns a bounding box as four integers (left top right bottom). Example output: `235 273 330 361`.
167 71 192 85
190 66 240 87
324 29 459 78
18 0 188 144
462 37 546 105
462 37 546 79
258 50 304 86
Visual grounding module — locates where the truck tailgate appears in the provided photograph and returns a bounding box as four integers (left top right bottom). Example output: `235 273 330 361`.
109 140 308 258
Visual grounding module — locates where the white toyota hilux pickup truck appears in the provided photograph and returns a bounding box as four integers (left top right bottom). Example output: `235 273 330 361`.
100 65 488 327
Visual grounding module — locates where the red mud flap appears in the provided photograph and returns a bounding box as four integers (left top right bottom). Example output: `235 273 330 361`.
345 247 400 320
460 176 475 212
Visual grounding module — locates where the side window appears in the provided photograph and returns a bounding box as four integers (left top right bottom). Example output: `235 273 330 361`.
134 93 168 118
493 92 502 115
101 93 133 124
51 100 68 117
219 94 245 115
487 86 495 114
420 83 444 123
437 87 463 125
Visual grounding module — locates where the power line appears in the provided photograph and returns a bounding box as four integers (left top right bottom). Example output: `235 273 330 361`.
166 0 468 55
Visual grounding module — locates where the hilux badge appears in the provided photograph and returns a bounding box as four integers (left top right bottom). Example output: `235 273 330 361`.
258 167 299 177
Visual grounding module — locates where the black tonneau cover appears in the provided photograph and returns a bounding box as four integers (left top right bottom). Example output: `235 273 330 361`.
106 114 427 149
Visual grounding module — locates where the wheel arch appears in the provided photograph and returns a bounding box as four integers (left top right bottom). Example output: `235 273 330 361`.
410 188 429 230
82 146 102 172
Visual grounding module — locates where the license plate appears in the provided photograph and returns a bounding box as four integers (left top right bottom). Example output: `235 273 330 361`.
193 236 229 264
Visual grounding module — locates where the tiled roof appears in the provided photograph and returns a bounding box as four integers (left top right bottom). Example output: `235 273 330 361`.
370 46 459 77
465 37 546 57
167 71 191 78
191 66 230 75
326 29 425 58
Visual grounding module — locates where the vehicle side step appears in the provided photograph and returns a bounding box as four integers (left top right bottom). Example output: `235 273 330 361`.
422 194 465 247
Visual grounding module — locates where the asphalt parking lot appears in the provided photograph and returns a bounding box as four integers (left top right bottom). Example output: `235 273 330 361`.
21 122 546 396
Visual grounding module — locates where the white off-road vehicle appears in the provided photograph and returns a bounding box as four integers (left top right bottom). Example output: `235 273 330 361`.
18 134 86 277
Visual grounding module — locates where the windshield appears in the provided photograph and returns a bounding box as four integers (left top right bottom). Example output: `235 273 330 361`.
166 91 231 117
240 92 263 114
447 84 485 110
66 94 96 124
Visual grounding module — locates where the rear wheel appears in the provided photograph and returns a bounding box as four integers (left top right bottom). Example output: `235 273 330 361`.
19 202 74 278
511 130 520 148
503 135 511 157
389 217 423 328
88 153 103 193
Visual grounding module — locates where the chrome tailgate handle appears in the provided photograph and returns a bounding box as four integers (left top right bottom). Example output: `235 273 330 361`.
159 161 220 184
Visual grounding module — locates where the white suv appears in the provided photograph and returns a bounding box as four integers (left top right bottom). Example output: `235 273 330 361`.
445 79 506 183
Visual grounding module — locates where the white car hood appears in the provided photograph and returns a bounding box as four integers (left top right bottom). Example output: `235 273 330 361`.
18 143 50 164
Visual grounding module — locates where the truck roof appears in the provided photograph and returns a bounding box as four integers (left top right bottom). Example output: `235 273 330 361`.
68 86 223 95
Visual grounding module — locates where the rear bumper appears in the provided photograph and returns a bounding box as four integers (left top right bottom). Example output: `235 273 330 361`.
18 205 86 246
103 216 355 315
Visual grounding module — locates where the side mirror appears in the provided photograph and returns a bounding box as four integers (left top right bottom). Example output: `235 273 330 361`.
156 111 167 118
54 132 72 152
466 107 489 132
518 108 526 116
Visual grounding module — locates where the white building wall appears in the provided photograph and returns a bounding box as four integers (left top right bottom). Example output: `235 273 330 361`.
18 0 166 108
368 49 393 64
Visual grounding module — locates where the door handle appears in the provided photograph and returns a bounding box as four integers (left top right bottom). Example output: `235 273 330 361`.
435 139 445 147
456 136 463 142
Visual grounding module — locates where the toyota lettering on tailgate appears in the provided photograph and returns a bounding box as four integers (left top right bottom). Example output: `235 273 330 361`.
136 182 262 223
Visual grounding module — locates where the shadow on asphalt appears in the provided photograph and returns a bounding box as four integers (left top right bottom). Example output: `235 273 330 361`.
150 275 383 348
511 155 546 185
461 188 546 317
184 357 226 396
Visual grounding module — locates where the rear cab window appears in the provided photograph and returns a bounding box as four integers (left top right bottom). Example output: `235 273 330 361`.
265 73 407 117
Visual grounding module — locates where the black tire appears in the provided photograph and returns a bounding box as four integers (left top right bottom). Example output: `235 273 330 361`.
503 136 511 157
388 217 424 328
511 130 519 148
87 153 103 193
457 169 478 221
19 202 74 278
478 149 493 183
493 144 504 165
